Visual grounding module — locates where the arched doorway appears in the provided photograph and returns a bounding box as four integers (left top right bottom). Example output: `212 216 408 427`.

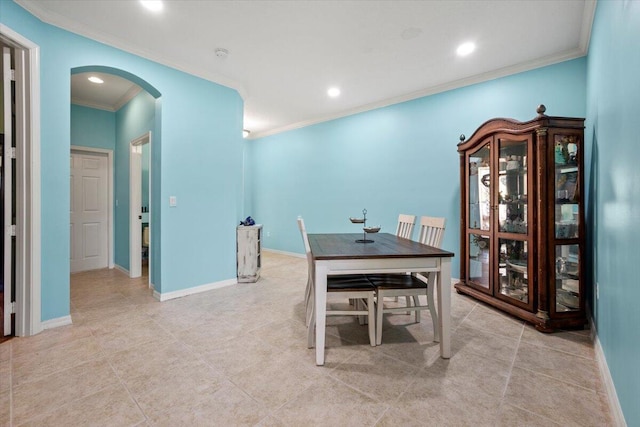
70 66 161 288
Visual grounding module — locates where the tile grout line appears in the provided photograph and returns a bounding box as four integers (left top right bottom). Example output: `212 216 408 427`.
499 321 524 401
13 356 126 425
506 402 564 426
518 336 596 361
513 364 603 393
103 356 150 425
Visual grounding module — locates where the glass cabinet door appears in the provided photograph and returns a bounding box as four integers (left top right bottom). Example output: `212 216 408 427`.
553 133 582 313
554 134 580 240
497 138 528 234
495 136 532 307
498 239 529 303
468 143 491 232
467 142 491 290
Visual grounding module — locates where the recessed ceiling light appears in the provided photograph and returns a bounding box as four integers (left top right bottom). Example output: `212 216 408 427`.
327 87 341 98
456 42 476 57
140 0 163 12
88 76 104 84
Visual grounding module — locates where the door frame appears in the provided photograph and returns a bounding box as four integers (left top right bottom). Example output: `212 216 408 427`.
70 146 114 270
0 24 41 336
129 132 151 281
3 45 14 336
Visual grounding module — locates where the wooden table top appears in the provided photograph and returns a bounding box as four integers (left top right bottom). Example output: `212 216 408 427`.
308 233 454 260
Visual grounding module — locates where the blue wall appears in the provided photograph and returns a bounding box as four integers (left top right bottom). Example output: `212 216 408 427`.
246 58 587 275
70 104 115 150
586 1 640 424
114 90 155 273
1 1 245 319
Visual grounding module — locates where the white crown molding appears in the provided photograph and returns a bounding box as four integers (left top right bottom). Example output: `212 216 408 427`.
113 85 142 111
579 0 597 54
71 84 142 112
71 97 116 112
250 47 588 140
15 0 248 100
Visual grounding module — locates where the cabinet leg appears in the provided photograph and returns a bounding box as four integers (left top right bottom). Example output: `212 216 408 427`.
534 323 555 333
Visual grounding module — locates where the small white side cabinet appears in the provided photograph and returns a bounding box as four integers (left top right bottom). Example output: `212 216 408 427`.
237 224 262 283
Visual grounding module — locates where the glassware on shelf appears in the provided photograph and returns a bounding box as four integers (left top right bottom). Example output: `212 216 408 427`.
469 144 491 231
469 234 490 289
498 238 529 304
498 139 528 235
555 244 580 312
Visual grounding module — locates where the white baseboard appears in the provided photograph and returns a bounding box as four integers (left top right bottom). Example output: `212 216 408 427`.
114 264 129 275
263 247 305 258
590 317 627 427
40 315 72 330
153 278 237 302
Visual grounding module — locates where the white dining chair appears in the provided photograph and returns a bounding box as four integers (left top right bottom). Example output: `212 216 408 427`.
391 214 416 305
369 216 445 345
396 214 416 240
297 218 376 348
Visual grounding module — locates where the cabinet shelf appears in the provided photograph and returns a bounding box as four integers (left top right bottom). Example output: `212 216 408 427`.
501 199 528 205
499 168 528 176
556 165 578 173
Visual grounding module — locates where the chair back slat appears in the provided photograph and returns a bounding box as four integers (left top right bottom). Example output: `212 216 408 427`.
395 214 416 239
418 216 446 248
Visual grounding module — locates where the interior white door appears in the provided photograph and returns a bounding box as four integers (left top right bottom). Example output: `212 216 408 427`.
3 46 13 336
70 152 108 273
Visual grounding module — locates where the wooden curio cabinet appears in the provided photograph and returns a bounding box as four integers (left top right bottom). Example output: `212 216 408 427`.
455 105 586 331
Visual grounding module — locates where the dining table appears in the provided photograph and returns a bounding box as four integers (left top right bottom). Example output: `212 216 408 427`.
308 232 455 366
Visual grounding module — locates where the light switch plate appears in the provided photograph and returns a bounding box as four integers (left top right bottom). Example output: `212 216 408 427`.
169 196 177 207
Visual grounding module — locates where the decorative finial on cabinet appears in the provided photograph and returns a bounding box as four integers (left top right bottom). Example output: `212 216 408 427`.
536 104 547 116
460 134 466 142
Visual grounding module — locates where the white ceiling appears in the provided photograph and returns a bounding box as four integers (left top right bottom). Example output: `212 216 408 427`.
17 0 595 138
71 72 141 112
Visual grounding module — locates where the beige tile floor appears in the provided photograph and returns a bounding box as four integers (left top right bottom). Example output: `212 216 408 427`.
0 252 612 426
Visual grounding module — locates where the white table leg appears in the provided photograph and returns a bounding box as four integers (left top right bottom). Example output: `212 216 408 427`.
315 263 328 365
438 257 452 358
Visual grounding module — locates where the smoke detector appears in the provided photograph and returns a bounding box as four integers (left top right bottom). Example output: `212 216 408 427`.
215 48 229 59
